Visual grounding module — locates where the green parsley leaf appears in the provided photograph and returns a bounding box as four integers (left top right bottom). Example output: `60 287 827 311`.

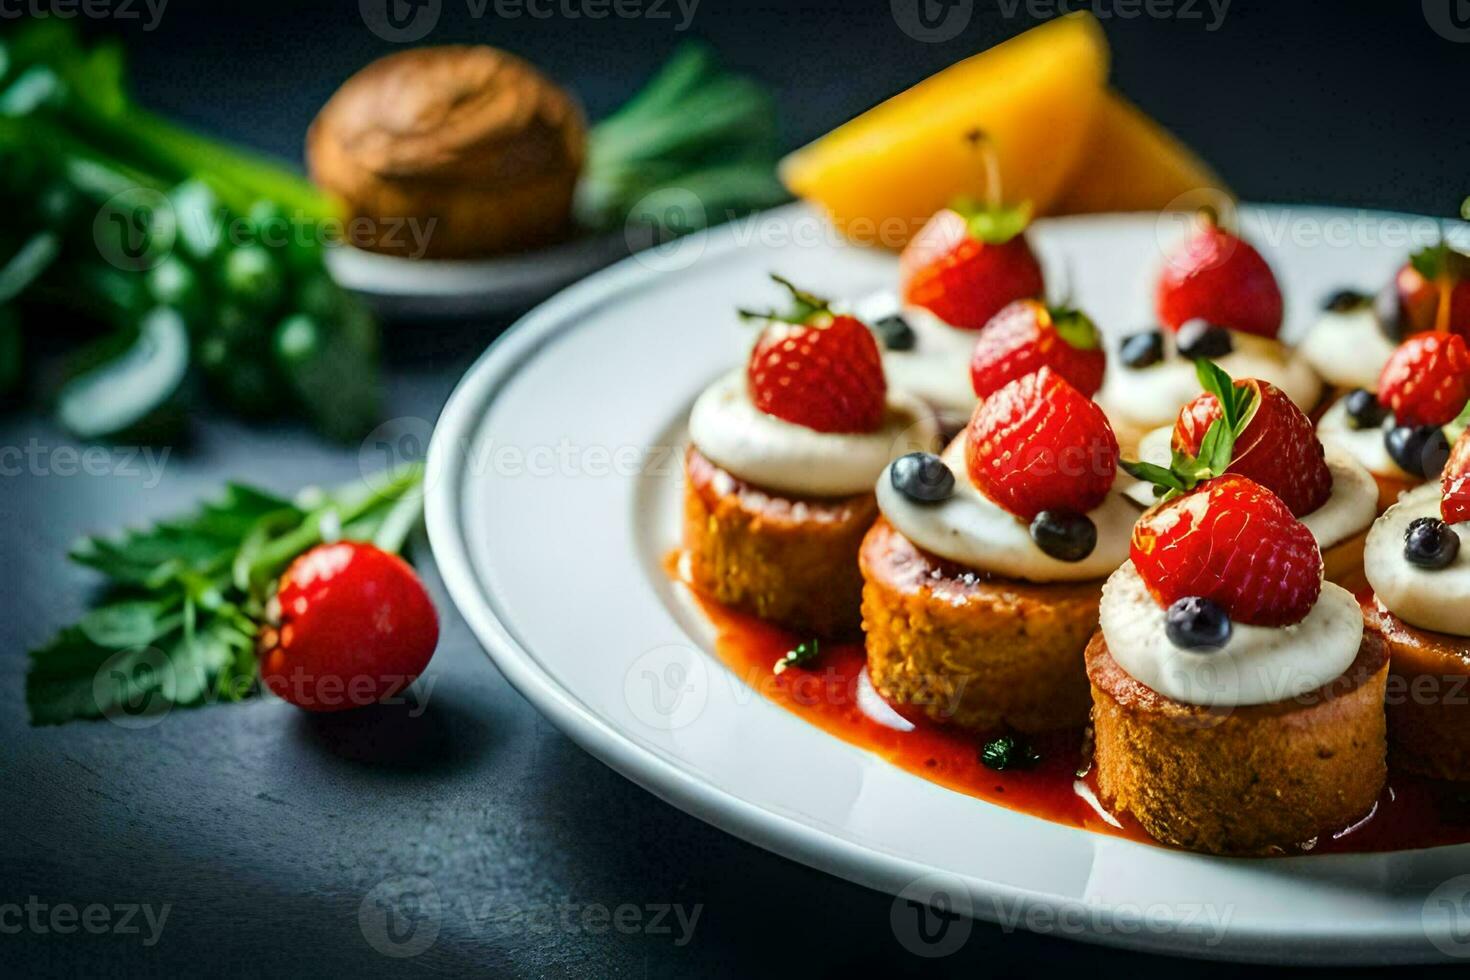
980 735 1041 772
773 638 820 675
1119 459 1185 491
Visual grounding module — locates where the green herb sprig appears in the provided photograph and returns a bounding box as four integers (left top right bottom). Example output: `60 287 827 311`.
576 44 788 235
1120 359 1256 501
27 464 423 725
773 638 820 676
980 735 1041 772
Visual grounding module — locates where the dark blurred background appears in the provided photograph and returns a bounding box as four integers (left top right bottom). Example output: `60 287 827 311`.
5 2 1467 978
110 1 1467 218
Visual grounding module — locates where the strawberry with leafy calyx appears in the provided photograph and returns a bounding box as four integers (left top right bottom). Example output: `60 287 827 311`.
969 299 1106 399
1121 360 1249 503
741 275 888 434
1166 363 1333 516
1396 244 1470 338
899 131 1045 330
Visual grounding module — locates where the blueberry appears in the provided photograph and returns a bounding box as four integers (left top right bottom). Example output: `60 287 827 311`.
1374 282 1406 341
1029 510 1097 562
1165 596 1232 651
872 314 916 352
1385 425 1451 478
1404 516 1461 569
1175 319 1234 359
1120 330 1164 369
1323 288 1371 314
890 452 954 502
1343 387 1388 431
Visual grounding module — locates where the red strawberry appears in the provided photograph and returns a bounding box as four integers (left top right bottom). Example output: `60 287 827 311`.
900 204 1045 330
744 276 886 433
1131 474 1322 627
965 367 1119 520
1377 332 1470 428
1172 376 1332 516
969 300 1106 399
1156 220 1283 338
1397 245 1470 338
1441 428 1470 524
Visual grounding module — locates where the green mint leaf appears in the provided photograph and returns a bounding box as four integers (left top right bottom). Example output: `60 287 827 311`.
1194 358 1238 427
773 638 820 675
1198 418 1235 477
980 734 1042 771
1120 459 1186 492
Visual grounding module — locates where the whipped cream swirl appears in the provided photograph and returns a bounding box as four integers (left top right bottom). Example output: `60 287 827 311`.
1100 561 1363 707
875 435 1135 583
689 369 938 497
1365 483 1470 637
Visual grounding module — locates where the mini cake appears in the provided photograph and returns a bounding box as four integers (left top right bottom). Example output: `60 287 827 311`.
1299 244 1470 396
1125 362 1378 585
1097 215 1320 451
684 276 938 637
1317 330 1470 510
862 366 1136 732
882 196 1045 427
1362 431 1470 780
1090 474 1388 855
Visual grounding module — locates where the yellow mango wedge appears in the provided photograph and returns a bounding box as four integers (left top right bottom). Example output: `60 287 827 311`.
778 12 1109 248
1054 91 1228 214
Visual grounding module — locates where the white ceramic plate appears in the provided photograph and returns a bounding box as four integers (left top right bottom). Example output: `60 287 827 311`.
426 203 1470 964
325 231 635 319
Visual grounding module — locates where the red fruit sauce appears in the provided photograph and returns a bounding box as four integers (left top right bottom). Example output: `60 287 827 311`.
670 557 1470 855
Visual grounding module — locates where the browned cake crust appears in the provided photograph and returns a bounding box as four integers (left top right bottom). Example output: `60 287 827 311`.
859 517 1100 732
1323 528 1369 592
1364 598 1470 781
1371 471 1419 513
682 446 875 637
1086 629 1389 855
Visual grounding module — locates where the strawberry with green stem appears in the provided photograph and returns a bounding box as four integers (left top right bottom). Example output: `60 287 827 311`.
899 131 1045 330
1122 359 1333 516
740 274 888 434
